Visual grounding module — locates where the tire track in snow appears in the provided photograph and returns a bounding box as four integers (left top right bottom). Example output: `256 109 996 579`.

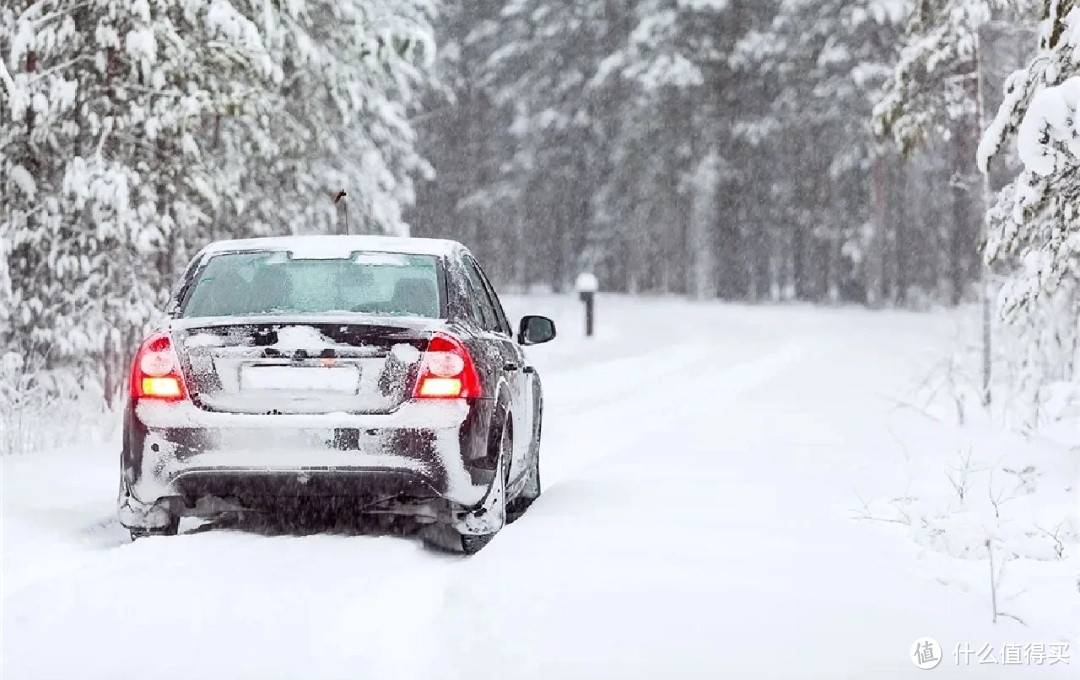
541 341 725 415
539 342 804 489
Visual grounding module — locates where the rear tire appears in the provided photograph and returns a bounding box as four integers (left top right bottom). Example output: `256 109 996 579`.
420 419 511 555
129 515 180 541
507 412 541 523
506 445 540 523
418 523 495 555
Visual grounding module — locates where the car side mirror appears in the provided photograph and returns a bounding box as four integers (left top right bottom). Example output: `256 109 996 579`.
518 315 556 346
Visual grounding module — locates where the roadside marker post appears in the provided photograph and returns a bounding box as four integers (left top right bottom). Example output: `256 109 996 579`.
575 272 599 338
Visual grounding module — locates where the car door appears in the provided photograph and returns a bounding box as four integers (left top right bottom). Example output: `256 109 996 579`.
468 257 535 453
460 256 531 480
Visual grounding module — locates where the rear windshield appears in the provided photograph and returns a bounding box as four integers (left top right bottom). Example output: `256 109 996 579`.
181 251 443 319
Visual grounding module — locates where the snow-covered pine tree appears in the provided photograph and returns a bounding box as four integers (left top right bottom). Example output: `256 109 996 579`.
591 0 767 297
1 0 438 406
2 0 271 399
409 1 521 282
874 0 1001 156
736 0 906 303
981 2 1080 313
873 0 1037 306
590 0 713 296
410 1 986 301
474 0 613 291
213 0 437 244
875 0 1069 411
976 2 1080 397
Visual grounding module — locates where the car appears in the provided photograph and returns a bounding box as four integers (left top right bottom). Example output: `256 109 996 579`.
117 235 556 553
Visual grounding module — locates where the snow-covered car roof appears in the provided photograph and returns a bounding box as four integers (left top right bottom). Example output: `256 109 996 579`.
197 235 468 260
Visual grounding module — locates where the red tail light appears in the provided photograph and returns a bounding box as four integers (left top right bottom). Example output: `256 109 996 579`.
413 333 482 399
130 332 188 402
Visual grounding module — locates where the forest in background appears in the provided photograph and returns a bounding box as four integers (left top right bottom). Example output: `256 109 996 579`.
5 0 1080 439
412 0 987 305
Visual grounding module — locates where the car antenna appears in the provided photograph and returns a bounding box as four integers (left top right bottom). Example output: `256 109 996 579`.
333 190 349 235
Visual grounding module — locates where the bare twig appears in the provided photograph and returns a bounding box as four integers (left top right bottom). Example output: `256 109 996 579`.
1032 522 1068 559
987 540 1029 626
997 610 1028 626
988 538 999 623
987 466 1022 519
852 492 911 525
878 392 942 423
884 424 912 465
947 447 978 503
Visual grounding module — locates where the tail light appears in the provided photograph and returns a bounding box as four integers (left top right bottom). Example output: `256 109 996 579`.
130 332 188 402
413 332 482 399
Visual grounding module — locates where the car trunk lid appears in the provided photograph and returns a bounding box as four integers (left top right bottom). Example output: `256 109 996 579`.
170 316 441 415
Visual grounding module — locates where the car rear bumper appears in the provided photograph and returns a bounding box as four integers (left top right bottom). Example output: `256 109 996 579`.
170 467 440 501
119 399 491 528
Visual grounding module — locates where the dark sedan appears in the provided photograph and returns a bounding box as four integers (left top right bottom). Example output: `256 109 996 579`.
117 235 555 553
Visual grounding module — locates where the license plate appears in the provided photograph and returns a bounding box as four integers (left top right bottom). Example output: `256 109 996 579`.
240 365 359 393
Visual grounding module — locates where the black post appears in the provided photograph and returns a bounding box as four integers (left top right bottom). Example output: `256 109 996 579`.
586 294 594 337
580 291 595 337
576 272 598 338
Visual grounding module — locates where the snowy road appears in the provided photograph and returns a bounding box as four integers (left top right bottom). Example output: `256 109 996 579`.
2 297 1073 679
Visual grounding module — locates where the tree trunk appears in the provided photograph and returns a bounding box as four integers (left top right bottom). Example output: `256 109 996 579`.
867 154 886 307
949 119 974 305
688 150 719 300
893 160 909 306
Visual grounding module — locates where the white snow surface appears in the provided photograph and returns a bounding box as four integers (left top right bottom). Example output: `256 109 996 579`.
2 296 1077 679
